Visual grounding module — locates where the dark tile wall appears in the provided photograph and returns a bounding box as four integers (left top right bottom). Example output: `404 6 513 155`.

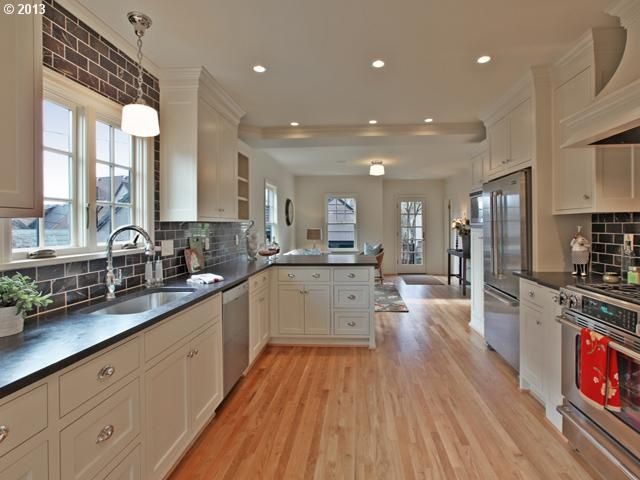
590 213 640 276
3 1 249 315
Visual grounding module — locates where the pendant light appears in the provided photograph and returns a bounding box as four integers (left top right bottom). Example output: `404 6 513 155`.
369 160 385 176
121 12 159 137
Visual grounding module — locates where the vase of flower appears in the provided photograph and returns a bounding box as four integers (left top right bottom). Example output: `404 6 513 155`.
451 217 471 255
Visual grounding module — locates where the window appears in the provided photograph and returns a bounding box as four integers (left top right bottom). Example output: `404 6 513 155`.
8 72 152 262
265 183 277 243
326 196 357 250
12 100 75 250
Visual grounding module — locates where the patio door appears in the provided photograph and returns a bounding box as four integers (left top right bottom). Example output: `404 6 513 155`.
396 198 426 274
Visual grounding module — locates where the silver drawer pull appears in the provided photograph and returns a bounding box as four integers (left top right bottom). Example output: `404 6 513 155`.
347 321 356 327
347 273 356 278
312 273 321 278
96 425 114 444
347 294 356 300
528 291 535 297
97 365 116 380
287 273 296 278
187 350 194 358
193 349 199 356
0 426 9 443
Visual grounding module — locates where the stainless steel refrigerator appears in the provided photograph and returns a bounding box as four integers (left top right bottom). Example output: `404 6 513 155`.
483 169 531 372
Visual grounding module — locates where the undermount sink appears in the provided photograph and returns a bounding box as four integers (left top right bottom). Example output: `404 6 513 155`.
90 288 196 315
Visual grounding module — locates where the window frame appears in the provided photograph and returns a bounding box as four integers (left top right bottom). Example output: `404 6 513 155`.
2 69 154 266
264 182 278 243
325 194 358 252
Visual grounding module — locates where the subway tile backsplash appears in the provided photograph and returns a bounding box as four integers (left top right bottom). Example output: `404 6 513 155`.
590 213 640 275
2 1 251 315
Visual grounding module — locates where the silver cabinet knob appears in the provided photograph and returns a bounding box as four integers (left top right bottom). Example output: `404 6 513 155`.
583 194 591 200
347 321 356 327
528 291 535 297
552 295 559 304
347 294 356 300
193 349 199 356
535 320 542 326
0 426 8 443
312 273 321 278
187 350 194 358
287 273 296 278
347 273 356 278
96 425 114 444
97 365 115 380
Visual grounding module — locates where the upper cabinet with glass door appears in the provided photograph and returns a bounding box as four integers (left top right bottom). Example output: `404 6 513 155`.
160 67 246 222
0 13 42 217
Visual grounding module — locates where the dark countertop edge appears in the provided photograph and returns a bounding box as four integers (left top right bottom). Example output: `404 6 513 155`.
514 271 602 291
0 256 375 399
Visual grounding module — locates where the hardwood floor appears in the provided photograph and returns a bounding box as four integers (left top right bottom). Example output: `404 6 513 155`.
170 277 597 480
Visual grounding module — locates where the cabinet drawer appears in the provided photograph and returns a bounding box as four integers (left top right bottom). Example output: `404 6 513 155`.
520 279 544 309
60 338 140 416
333 285 370 309
145 295 221 363
60 379 141 480
0 385 47 458
333 268 370 283
249 271 270 294
334 311 370 336
100 444 141 480
278 268 330 283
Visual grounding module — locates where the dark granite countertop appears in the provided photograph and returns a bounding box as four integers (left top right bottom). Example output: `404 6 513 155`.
0 254 375 399
514 271 603 291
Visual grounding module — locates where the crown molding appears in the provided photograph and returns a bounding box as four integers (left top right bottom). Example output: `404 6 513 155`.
56 0 161 77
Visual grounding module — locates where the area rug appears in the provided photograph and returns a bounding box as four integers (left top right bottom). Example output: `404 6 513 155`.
375 283 409 312
401 275 444 285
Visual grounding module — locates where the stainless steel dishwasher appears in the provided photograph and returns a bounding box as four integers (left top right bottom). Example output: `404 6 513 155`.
222 281 249 397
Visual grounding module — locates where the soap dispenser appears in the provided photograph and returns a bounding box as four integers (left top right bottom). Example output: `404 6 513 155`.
154 247 163 285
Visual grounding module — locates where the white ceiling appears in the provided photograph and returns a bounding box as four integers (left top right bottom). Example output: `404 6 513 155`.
79 0 618 178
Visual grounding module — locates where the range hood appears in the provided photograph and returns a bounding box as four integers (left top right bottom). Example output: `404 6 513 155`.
562 0 640 147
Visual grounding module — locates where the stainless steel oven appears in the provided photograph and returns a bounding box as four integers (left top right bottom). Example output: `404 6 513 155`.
557 285 640 480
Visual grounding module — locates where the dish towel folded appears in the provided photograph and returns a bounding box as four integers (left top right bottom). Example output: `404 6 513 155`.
579 327 621 410
187 273 224 285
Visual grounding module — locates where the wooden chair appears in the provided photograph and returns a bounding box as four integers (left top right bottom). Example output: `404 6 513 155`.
375 250 384 284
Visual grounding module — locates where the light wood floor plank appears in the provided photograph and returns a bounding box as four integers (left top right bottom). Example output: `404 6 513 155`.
170 277 598 480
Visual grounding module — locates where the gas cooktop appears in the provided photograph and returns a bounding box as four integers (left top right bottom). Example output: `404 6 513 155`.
574 283 640 305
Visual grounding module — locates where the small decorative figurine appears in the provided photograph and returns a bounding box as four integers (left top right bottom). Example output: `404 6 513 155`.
570 226 591 277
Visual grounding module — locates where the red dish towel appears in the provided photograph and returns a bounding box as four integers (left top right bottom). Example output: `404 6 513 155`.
579 328 621 410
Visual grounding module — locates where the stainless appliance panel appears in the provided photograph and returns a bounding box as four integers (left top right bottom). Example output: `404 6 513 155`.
222 282 249 397
483 170 531 299
484 285 520 371
559 312 640 462
469 191 483 226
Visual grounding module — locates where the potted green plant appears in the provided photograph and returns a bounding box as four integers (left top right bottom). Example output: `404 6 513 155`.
0 273 52 337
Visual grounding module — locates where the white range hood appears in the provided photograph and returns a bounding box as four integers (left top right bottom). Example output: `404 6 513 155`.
562 0 640 147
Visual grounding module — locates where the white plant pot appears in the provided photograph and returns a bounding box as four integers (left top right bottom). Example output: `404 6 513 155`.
0 306 23 337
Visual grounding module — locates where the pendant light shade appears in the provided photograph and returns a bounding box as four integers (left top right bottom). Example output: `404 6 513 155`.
121 12 159 138
369 161 385 176
122 101 160 137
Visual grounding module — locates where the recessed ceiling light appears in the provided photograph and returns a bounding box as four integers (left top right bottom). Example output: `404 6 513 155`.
252 65 267 73
369 120 378 125
476 55 492 64
371 59 385 69
424 118 434 123
290 122 299 127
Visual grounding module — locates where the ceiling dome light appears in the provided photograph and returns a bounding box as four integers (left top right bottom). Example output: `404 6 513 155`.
120 12 159 138
369 120 378 125
252 65 267 73
371 59 385 68
369 161 385 176
476 55 492 64
424 118 434 123
290 122 299 126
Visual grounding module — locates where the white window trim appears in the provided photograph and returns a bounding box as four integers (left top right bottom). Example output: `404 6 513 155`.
264 181 278 243
0 69 154 267
324 193 359 252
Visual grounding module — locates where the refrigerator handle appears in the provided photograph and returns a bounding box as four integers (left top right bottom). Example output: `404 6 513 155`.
491 190 502 277
498 191 505 275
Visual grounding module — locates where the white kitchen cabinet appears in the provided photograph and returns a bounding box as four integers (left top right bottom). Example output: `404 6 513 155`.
0 442 48 480
277 284 306 335
470 151 487 191
487 116 509 176
145 343 191 479
469 228 484 336
0 12 42 217
486 98 532 179
189 323 223 433
249 284 270 364
161 67 245 221
304 285 331 335
520 301 545 401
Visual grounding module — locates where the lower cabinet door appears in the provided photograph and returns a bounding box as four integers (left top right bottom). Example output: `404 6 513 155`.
249 293 262 364
259 291 270 347
189 323 223 433
278 284 305 335
100 444 141 480
520 303 545 399
145 344 191 479
304 285 331 335
0 442 48 480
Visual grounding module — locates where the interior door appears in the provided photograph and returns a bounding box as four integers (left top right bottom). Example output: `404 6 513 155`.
396 198 426 274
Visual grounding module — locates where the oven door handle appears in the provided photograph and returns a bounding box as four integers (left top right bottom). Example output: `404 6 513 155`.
610 340 640 363
555 315 582 331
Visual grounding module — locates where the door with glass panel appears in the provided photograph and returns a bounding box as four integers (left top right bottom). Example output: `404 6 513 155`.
397 198 426 273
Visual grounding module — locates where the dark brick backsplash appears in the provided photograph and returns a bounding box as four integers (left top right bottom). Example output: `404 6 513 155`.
591 213 640 276
1 1 251 316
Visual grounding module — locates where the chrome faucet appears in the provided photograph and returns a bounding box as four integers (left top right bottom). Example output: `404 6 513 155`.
105 224 154 300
